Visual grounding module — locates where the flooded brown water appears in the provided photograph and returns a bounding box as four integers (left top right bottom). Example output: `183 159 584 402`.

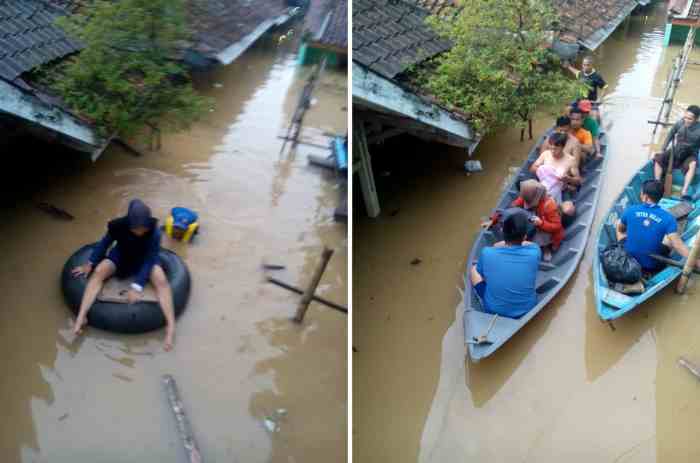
354 3 700 462
0 36 347 462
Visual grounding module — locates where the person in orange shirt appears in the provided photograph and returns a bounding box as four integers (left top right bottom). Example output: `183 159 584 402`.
569 108 594 164
511 179 564 262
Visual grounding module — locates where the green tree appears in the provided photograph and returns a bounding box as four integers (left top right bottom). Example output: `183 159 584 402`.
50 0 212 147
416 0 588 140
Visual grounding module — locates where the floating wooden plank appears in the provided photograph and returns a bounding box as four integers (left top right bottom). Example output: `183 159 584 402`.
162 375 203 463
266 276 347 314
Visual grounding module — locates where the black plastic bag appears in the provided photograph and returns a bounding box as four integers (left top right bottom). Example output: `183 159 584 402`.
600 244 642 284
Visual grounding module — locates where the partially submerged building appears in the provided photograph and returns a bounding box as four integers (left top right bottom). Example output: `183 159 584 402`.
299 0 348 67
185 0 300 69
352 0 478 218
0 0 301 159
551 0 651 57
0 0 105 158
665 0 700 46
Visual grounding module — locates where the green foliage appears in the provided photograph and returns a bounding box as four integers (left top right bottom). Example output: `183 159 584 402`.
415 0 588 135
47 0 212 140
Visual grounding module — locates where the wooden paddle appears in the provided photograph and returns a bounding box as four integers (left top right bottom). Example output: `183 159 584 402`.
664 136 676 198
676 232 700 294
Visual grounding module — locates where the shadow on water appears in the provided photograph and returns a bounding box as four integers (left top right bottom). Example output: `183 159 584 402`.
466 278 574 407
0 136 80 460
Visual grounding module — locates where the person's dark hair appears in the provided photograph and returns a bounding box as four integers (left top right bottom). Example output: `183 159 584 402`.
503 211 528 244
687 105 700 119
642 179 664 203
556 116 571 128
549 132 567 147
569 107 583 117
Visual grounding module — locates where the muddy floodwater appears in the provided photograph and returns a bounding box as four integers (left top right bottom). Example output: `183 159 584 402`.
354 3 700 462
0 36 347 462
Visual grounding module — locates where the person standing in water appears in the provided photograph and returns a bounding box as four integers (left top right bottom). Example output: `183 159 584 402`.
71 199 176 351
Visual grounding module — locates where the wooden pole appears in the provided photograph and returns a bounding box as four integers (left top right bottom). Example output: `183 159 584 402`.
293 247 334 323
355 122 380 218
675 233 700 294
162 375 202 463
266 276 347 313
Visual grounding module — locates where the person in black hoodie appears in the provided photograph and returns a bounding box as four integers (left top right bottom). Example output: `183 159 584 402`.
71 199 176 351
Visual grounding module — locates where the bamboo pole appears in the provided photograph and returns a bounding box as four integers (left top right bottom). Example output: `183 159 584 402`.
676 233 700 294
162 375 202 463
293 247 334 323
679 357 700 379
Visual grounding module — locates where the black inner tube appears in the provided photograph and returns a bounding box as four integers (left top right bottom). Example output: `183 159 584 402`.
61 243 191 334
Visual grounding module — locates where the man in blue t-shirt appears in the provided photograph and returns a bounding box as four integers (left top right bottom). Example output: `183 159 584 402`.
617 180 699 272
470 210 541 318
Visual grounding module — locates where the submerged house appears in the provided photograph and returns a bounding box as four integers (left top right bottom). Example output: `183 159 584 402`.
0 0 300 159
185 0 300 69
664 0 700 46
550 0 652 57
0 0 105 158
352 0 478 218
298 0 348 67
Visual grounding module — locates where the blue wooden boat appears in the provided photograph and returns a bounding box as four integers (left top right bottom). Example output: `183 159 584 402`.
464 130 609 361
594 159 700 321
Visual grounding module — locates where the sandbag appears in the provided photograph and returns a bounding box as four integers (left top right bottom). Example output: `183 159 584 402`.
600 244 642 284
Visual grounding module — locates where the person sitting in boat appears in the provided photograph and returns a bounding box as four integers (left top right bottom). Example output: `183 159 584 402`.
70 199 176 351
539 116 582 162
616 179 700 273
470 210 540 319
653 105 700 199
569 108 595 163
575 99 602 155
511 179 564 261
530 132 581 227
164 207 199 243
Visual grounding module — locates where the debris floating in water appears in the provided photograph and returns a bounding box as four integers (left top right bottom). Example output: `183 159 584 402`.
213 83 223 88
264 418 278 433
263 409 288 433
410 258 422 266
464 160 483 173
37 202 75 221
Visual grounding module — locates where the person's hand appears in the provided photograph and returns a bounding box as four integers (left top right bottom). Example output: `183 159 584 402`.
71 262 93 278
531 217 543 227
127 289 142 304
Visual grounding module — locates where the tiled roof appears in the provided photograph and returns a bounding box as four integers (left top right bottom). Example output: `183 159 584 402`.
353 0 451 80
554 0 640 50
669 0 700 19
0 0 82 82
305 0 334 38
316 0 347 50
187 0 290 58
405 0 461 17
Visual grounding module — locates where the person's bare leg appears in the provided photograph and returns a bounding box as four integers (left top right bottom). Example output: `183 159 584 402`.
73 260 115 335
682 161 696 196
470 264 484 286
151 265 175 351
654 160 663 181
562 201 576 217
